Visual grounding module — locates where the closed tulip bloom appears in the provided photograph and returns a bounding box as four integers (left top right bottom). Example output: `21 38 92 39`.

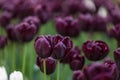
114 48 120 70
55 16 80 37
0 66 8 80
34 35 52 58
104 58 119 80
6 24 18 41
0 35 7 48
0 11 12 27
23 16 41 30
15 22 37 42
34 4 49 24
61 46 81 63
92 73 114 80
82 40 109 61
52 42 66 59
69 54 85 71
72 70 86 80
52 35 73 60
10 71 23 80
83 62 110 80
37 57 56 75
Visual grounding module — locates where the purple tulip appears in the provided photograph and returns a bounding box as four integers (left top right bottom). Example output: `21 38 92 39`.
69 54 85 71
82 40 109 61
114 48 120 71
6 24 18 41
61 46 81 63
92 73 114 80
72 70 86 80
55 16 80 37
84 62 111 80
36 57 56 75
0 11 12 27
0 35 7 48
34 35 52 58
15 22 37 42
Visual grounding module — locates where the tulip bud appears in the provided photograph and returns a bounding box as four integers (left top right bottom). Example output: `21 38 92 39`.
69 54 85 71
34 36 52 58
15 22 37 42
55 16 80 37
114 48 120 70
72 70 86 80
52 41 66 59
36 57 56 75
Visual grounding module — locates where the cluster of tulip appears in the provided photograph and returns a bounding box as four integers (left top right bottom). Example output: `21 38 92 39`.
0 0 120 80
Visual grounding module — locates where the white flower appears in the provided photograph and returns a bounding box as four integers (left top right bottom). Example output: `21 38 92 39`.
0 66 8 80
10 71 23 80
83 0 96 12
98 7 108 18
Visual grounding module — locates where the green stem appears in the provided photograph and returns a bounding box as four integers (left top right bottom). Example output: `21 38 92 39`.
47 75 50 80
12 42 16 71
57 60 60 80
22 44 27 75
43 59 47 80
0 50 2 66
29 42 34 80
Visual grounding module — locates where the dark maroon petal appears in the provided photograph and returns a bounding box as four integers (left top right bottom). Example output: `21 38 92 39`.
61 46 81 63
104 58 120 80
114 48 120 70
72 70 86 80
82 40 109 61
52 41 66 60
15 22 37 42
62 37 73 50
55 16 80 37
92 73 114 80
69 54 85 71
34 36 52 58
6 24 18 41
0 35 7 48
83 62 110 80
37 57 56 75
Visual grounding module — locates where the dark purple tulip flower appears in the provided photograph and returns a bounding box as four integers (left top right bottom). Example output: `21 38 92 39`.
92 73 114 80
52 35 73 60
72 70 86 80
6 24 18 41
78 14 95 32
0 11 13 27
23 16 41 33
83 62 111 80
69 54 85 71
61 46 81 63
15 22 37 42
0 35 7 48
34 35 52 58
34 4 50 24
114 48 120 71
108 24 120 47
23 16 40 28
82 40 109 61
62 0 82 14
110 9 120 25
104 58 120 80
16 0 35 19
55 16 80 37
36 57 56 75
